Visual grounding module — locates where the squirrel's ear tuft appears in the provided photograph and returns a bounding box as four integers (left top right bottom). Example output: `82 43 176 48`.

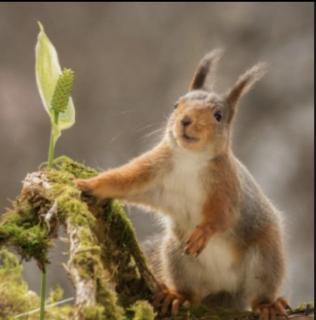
189 48 224 91
225 62 267 123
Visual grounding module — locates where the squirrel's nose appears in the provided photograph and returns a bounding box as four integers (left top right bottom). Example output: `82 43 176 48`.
181 116 192 127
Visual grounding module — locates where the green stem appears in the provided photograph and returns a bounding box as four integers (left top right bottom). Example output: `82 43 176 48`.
47 127 55 168
39 268 47 320
48 112 59 168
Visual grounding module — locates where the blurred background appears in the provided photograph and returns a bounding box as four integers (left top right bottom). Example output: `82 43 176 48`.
0 2 313 307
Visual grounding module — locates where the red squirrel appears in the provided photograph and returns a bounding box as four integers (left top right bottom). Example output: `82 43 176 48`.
76 49 288 319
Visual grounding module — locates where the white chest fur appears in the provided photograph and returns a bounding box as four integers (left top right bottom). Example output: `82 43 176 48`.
160 150 209 230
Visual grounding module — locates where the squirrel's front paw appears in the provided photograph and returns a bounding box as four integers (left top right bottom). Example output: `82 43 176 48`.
75 178 99 197
184 224 213 257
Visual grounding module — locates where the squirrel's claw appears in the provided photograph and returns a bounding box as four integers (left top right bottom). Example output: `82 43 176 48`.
171 299 180 316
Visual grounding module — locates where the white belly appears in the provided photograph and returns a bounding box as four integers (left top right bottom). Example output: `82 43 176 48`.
196 233 240 296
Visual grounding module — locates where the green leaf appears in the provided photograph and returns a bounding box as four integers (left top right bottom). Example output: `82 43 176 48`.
35 21 75 130
51 68 74 115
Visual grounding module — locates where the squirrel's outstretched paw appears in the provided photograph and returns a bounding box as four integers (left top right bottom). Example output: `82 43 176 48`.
252 297 290 320
152 283 190 316
74 178 99 197
184 224 213 257
75 178 93 191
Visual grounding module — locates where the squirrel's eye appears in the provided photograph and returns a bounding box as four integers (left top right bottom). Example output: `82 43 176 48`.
174 103 178 110
214 110 222 122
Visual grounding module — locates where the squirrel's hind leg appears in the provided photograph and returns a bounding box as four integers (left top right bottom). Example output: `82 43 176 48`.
244 223 288 319
142 235 193 316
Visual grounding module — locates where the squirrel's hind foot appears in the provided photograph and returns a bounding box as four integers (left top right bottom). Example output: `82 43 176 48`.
252 297 290 320
152 283 190 317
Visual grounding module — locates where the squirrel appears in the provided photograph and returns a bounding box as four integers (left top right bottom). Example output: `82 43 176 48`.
75 49 289 319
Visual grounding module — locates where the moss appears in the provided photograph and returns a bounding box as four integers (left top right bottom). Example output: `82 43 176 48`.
293 302 314 316
0 156 124 319
98 200 154 306
44 305 74 320
46 158 125 318
81 305 106 320
91 199 149 307
96 277 125 320
0 248 39 318
0 205 50 267
48 157 153 308
47 285 64 304
52 155 98 179
0 248 75 320
43 168 74 185
56 192 96 226
129 301 156 320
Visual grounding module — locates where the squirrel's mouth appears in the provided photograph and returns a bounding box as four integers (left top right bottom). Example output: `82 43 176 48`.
182 131 199 143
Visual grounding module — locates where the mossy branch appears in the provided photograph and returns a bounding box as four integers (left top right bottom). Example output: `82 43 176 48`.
0 156 313 320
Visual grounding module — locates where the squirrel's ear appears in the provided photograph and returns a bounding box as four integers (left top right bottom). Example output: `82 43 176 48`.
224 62 267 123
189 48 224 91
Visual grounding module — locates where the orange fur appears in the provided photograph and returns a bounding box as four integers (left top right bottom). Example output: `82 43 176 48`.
76 143 171 199
202 155 240 229
185 154 240 255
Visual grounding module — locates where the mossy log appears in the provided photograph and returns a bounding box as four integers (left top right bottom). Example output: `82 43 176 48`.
0 156 313 320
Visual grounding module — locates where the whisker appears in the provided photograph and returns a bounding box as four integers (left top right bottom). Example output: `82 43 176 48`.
141 127 165 140
135 122 161 133
111 106 146 117
108 131 125 144
115 109 140 116
107 121 163 145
